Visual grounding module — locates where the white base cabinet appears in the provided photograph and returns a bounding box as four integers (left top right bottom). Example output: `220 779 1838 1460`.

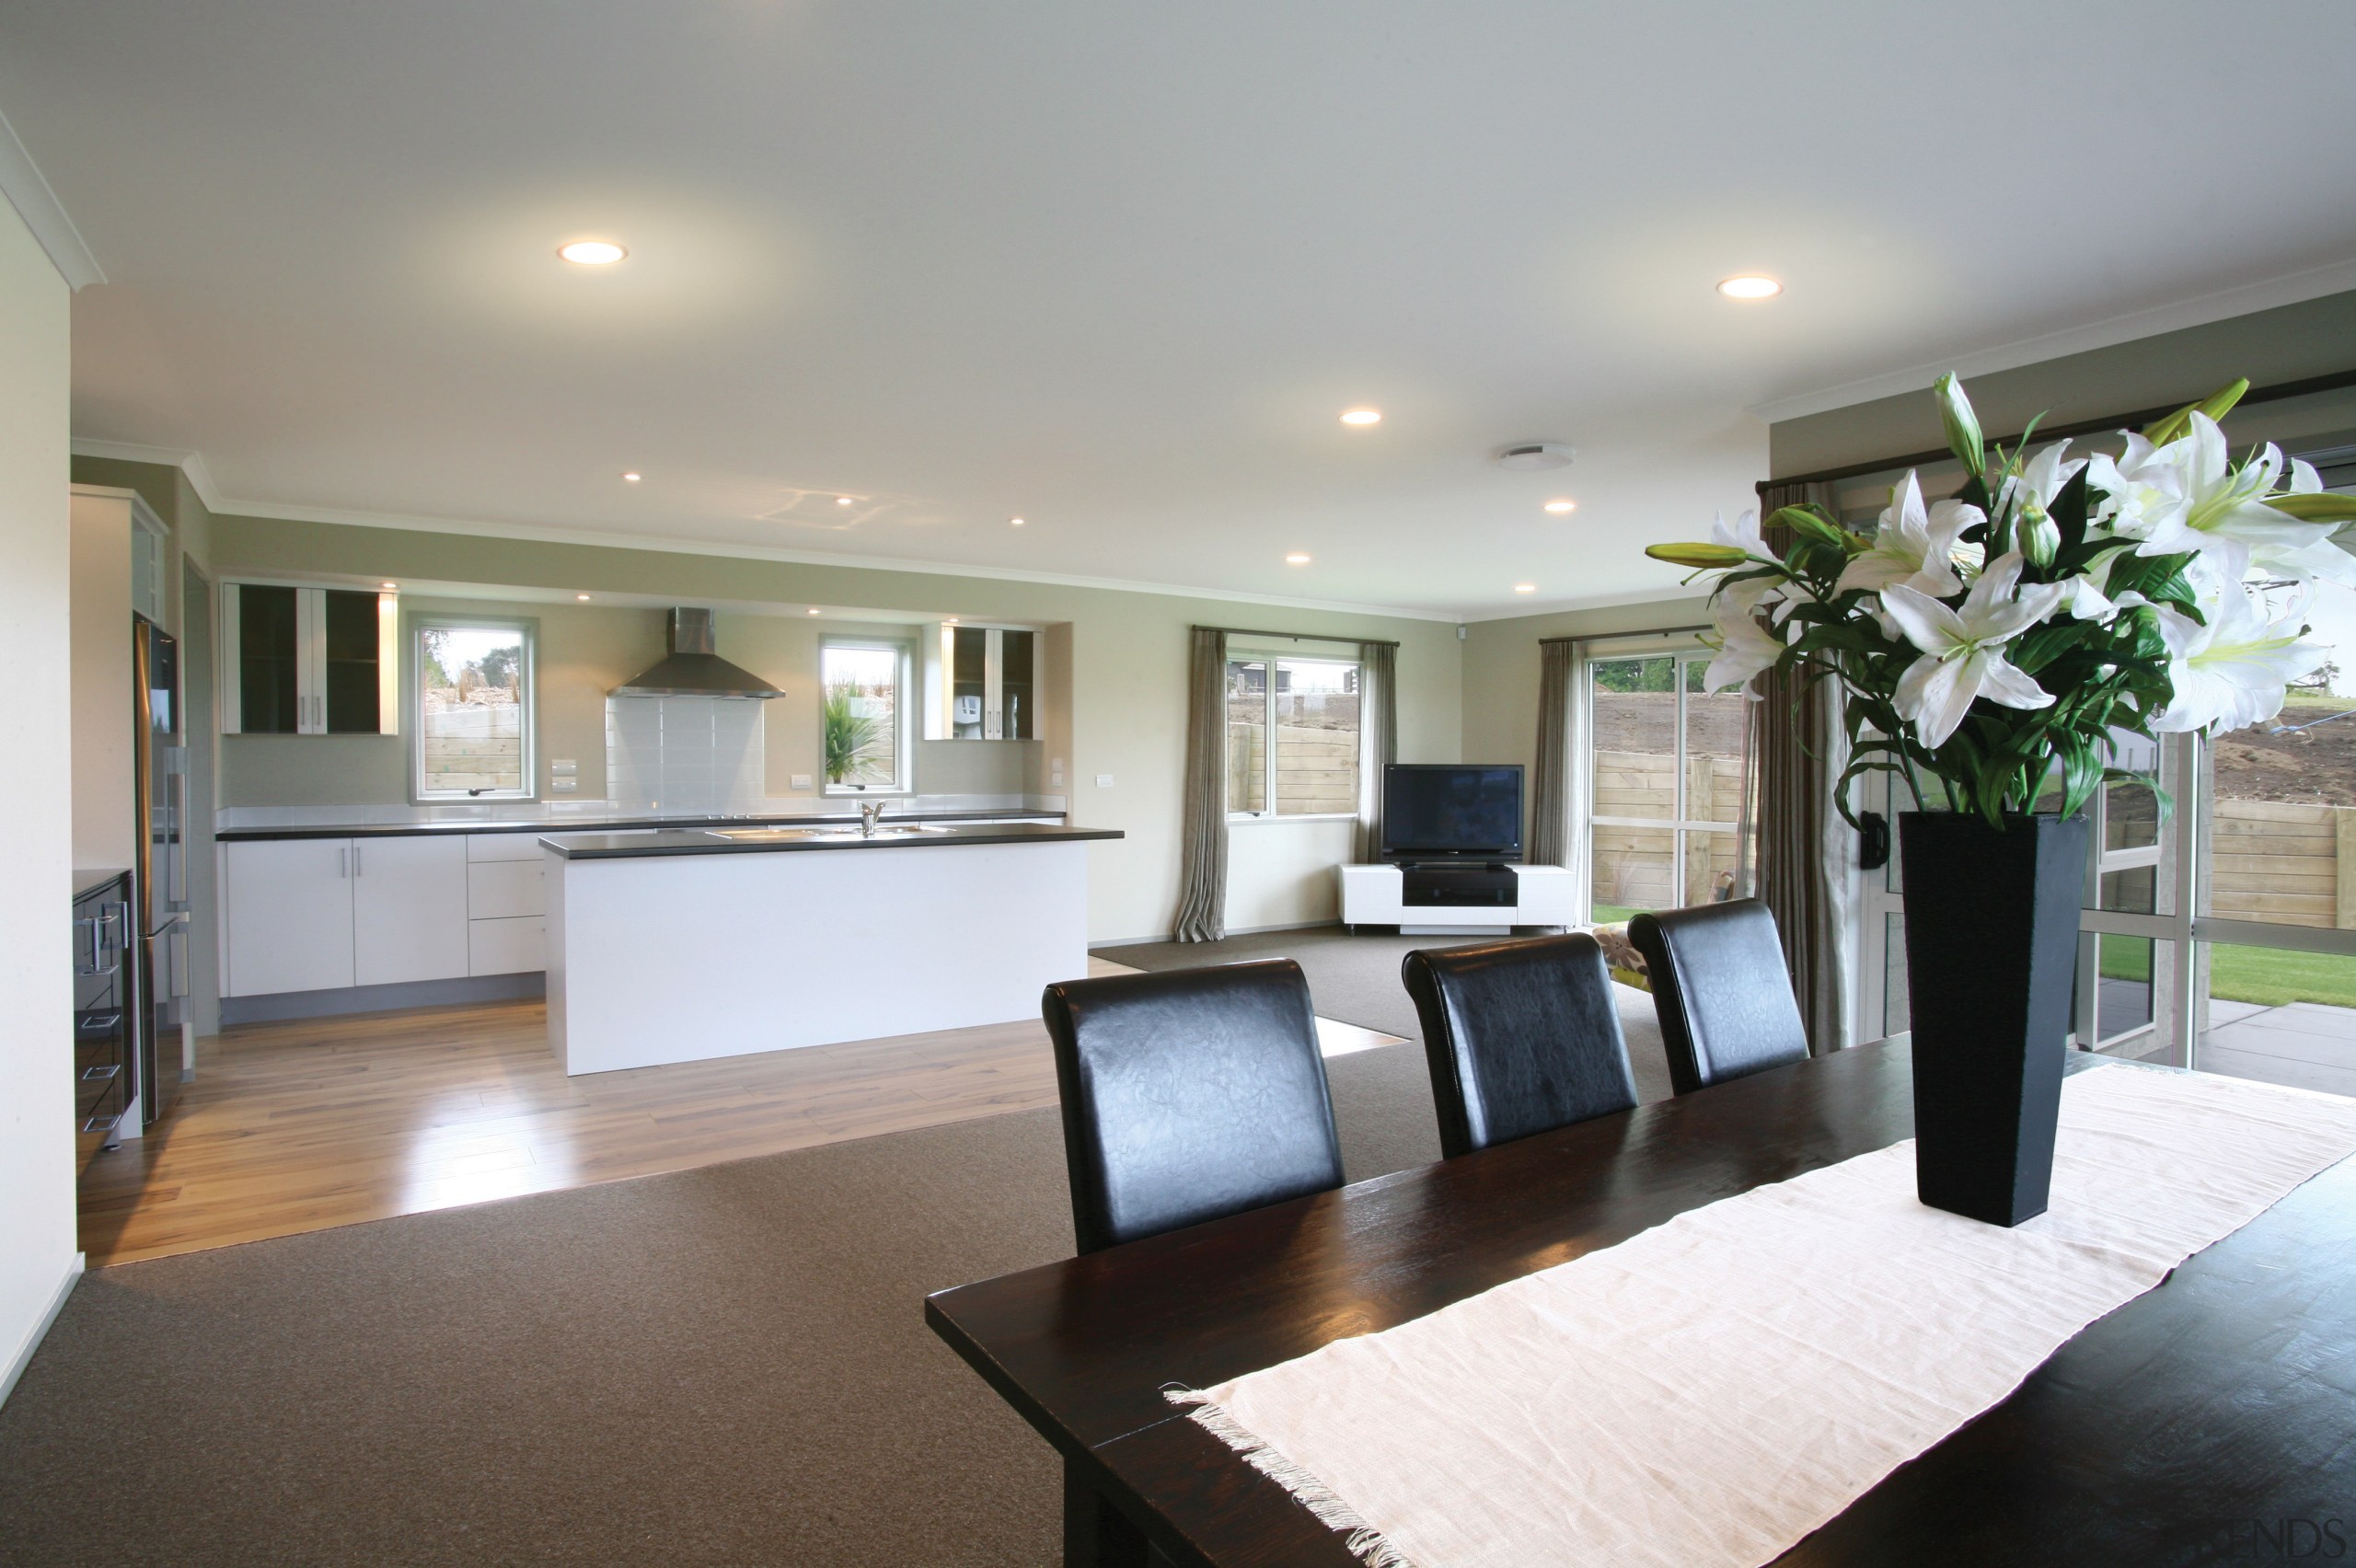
1336 863 1581 933
224 831 547 997
352 836 471 986
224 838 358 997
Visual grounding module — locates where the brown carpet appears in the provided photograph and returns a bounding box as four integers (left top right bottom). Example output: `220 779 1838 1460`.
1101 925 1677 1104
0 1043 1442 1567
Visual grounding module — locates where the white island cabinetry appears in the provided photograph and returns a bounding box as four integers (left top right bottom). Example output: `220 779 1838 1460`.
544 824 1118 1076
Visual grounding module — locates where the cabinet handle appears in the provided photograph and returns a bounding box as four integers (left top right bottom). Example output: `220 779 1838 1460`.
339 847 348 879
352 846 363 877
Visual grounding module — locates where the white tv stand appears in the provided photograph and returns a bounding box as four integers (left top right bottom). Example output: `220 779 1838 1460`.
1337 862 1579 936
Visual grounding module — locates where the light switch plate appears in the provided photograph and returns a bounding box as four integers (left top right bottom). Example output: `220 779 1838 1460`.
1094 773 1114 788
549 758 578 776
549 778 578 793
791 773 813 790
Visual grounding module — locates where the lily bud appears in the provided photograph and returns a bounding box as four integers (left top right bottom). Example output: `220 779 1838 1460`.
1934 373 1985 478
2265 491 2356 524
1645 542 1750 569
2020 506 2060 569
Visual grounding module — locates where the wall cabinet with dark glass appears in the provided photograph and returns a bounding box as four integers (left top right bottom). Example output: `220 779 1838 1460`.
221 582 398 734
925 623 1039 740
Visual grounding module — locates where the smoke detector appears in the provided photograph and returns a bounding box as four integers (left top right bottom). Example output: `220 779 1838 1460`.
1493 442 1576 471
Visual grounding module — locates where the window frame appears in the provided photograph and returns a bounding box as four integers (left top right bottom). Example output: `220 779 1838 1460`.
410 613 537 802
1224 648 1363 824
819 636 914 797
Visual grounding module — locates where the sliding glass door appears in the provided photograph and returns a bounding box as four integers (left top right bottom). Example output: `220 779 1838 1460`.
1582 646 1755 923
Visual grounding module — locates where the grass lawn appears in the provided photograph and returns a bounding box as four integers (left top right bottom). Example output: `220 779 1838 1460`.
2207 944 2356 1009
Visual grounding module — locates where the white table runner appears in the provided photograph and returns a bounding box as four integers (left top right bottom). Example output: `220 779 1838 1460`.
1171 1064 2356 1568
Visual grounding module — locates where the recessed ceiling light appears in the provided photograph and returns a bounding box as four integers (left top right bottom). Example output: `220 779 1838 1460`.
381 582 398 590
1010 516 1026 526
1514 582 1538 594
1544 499 1576 514
621 471 641 482
946 617 959 624
807 607 822 616
1717 274 1782 300
560 240 627 266
1286 553 1311 565
576 594 591 602
1340 408 1382 426
836 495 855 506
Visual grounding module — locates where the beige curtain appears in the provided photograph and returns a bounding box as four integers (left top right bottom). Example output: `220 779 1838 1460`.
1172 626 1230 941
1757 482 1854 1053
1353 642 1399 862
1530 640 1576 867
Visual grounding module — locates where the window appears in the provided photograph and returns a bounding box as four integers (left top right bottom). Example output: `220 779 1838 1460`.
821 641 908 792
415 620 533 800
1583 648 1755 920
1226 653 1361 817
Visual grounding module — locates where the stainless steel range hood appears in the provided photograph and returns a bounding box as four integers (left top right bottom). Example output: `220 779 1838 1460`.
610 608 786 698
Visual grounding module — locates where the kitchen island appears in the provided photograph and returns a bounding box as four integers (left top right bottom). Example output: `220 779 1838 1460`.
541 821 1122 1075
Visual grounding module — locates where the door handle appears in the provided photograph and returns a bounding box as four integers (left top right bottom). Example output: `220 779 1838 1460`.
1858 811 1891 872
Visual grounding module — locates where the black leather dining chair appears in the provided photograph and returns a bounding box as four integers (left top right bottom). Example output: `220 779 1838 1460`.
1628 898 1811 1096
1402 933 1637 1158
1041 960 1345 1255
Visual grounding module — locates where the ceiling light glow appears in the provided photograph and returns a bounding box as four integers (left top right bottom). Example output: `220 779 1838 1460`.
560 240 628 266
1717 275 1783 300
576 594 591 602
807 607 822 616
1286 553 1311 565
1340 408 1382 426
1543 499 1576 514
836 495 854 505
621 471 641 482
1009 517 1025 526
1514 582 1538 594
381 582 398 590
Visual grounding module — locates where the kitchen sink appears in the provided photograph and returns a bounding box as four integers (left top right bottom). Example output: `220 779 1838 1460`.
710 824 955 843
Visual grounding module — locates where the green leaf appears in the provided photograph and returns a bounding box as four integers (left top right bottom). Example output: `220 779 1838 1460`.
2048 466 2090 552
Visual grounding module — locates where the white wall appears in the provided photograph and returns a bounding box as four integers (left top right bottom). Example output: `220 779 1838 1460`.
0 194 79 1403
1227 817 1358 930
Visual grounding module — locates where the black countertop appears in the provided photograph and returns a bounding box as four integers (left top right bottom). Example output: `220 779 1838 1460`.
74 867 132 901
546 823 1123 859
217 808 1060 842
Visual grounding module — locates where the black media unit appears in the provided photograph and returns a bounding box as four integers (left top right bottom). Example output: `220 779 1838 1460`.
1398 862 1518 908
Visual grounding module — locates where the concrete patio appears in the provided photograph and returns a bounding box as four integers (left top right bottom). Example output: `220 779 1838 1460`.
2200 1000 2356 1100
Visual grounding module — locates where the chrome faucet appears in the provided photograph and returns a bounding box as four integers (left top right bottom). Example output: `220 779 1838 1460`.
857 799 887 836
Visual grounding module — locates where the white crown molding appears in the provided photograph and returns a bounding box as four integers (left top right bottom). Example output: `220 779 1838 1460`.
1456 581 1705 625
202 494 1468 623
1750 254 2356 426
0 105 102 291
69 439 227 513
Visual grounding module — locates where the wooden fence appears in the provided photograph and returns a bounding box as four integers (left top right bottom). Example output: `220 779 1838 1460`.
1589 748 1750 913
2210 799 2356 929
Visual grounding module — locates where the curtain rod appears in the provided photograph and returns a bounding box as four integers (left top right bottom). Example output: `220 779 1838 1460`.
1757 365 2356 494
1538 623 1711 647
1198 624 1400 648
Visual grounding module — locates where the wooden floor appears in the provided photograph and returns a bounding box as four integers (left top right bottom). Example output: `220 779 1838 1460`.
77 961 1403 1268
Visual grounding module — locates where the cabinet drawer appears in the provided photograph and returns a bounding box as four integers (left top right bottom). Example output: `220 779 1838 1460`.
468 859 545 919
468 917 545 976
467 832 547 863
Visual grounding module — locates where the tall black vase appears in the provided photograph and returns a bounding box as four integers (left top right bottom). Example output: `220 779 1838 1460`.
1897 811 2088 1227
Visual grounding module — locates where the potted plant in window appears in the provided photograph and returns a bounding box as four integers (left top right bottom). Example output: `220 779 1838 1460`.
824 691 881 786
1648 375 2356 1225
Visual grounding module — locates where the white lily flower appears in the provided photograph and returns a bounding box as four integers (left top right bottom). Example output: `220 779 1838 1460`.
2118 414 2336 580
1836 472 1978 598
2086 430 2189 543
2250 535 2356 587
1697 592 1785 695
1711 508 1764 557
2150 583 2328 734
1879 551 2070 748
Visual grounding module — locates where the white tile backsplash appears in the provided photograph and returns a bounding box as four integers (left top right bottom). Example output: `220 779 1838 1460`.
605 695 767 818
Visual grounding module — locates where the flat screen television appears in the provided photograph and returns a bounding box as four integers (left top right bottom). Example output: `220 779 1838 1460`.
1380 764 1524 862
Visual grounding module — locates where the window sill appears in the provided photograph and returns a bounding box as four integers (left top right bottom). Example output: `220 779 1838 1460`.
824 788 915 799
416 793 536 804
1227 813 1360 825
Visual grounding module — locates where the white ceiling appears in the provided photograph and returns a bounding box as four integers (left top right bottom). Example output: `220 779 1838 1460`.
6 1 2355 618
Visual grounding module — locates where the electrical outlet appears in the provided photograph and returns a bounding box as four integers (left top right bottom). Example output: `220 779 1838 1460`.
549 758 578 776
549 778 578 793
1094 773 1114 788
791 773 813 791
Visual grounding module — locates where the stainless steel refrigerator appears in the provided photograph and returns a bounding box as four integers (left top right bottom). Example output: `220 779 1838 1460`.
132 616 187 1125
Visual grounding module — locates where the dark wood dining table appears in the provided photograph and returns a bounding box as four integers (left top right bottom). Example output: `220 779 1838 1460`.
925 1039 2356 1568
